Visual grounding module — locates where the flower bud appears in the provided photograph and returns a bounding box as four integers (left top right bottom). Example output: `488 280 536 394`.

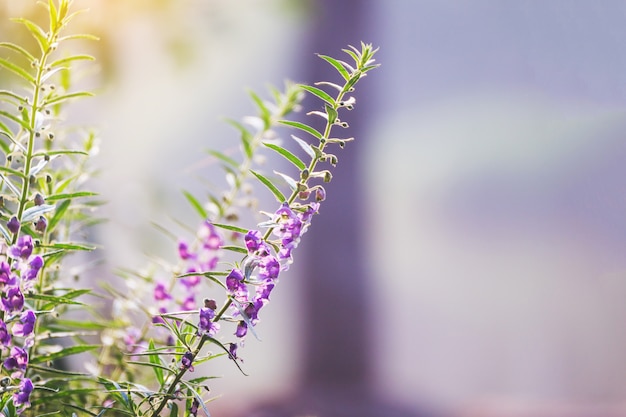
34 216 47 233
7 217 19 234
34 193 45 206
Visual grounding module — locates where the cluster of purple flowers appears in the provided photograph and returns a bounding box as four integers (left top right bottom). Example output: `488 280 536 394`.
0 235 43 411
194 201 320 359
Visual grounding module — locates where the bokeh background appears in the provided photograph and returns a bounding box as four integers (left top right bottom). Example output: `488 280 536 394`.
3 1 626 416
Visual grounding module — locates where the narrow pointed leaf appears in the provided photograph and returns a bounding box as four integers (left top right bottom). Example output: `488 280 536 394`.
274 170 298 191
250 169 286 202
249 90 271 129
45 191 98 202
0 42 35 62
290 135 316 160
49 0 60 31
50 54 95 68
211 222 248 234
48 199 70 231
0 57 35 85
12 18 49 53
207 150 239 169
317 54 351 80
44 91 93 106
219 245 248 254
0 109 33 131
300 84 336 106
30 344 99 364
263 142 306 170
0 173 21 197
0 166 26 179
279 120 322 139
183 190 208 219
22 203 56 222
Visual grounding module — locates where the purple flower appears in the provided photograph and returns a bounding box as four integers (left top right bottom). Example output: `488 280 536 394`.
0 262 16 288
8 235 33 260
255 279 275 303
7 216 20 234
181 351 194 372
154 282 172 301
4 346 28 376
12 310 36 337
244 230 264 253
198 306 219 336
0 319 11 346
199 221 222 251
235 321 247 338
178 240 194 260
181 269 201 288
190 398 200 416
2 287 24 312
228 342 239 360
258 255 280 281
226 268 248 302
181 295 196 310
13 378 33 410
23 255 43 282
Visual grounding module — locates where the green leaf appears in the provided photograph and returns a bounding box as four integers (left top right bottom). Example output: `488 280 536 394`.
30 344 99 364
279 120 322 139
58 33 100 42
290 135 316 160
48 0 59 32
0 173 21 197
250 169 286 202
211 222 248 234
0 109 32 131
183 190 208 219
12 18 50 53
206 336 248 376
150 340 164 385
0 57 34 85
263 142 306 170
48 199 70 231
207 149 239 169
300 84 336 106
219 245 248 254
0 224 11 243
0 165 26 179
274 170 298 191
0 42 35 62
225 118 254 160
40 242 95 251
50 54 95 68
249 90 271 130
0 89 27 104
317 54 351 81
22 203 55 222
44 91 93 106
45 191 98 202
26 293 84 306
33 149 89 157
325 103 338 125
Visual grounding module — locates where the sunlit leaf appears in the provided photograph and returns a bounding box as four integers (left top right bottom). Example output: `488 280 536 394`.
300 84 336 106
250 170 286 202
262 142 306 170
279 120 322 139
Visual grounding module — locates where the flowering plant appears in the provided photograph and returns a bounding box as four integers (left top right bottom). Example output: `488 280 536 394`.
0 1 378 415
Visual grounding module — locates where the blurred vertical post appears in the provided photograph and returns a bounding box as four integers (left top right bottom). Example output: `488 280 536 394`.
245 1 423 416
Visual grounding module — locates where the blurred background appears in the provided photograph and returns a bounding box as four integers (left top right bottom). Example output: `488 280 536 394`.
3 1 626 416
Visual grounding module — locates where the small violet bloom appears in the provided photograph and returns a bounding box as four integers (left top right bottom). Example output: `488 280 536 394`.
154 282 172 301
23 255 44 283
225 268 247 302
178 240 194 260
2 287 24 313
12 310 36 337
181 351 194 372
198 305 219 337
0 262 16 288
0 319 11 347
4 346 28 376
8 235 33 260
13 378 33 410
